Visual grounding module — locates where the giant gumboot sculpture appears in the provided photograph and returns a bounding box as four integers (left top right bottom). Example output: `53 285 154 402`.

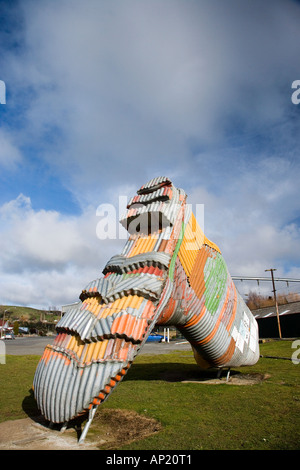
33 177 259 442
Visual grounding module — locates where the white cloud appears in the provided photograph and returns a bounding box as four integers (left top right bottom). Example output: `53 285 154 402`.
4 0 297 202
188 152 300 281
0 194 124 308
1 0 300 306
0 129 22 169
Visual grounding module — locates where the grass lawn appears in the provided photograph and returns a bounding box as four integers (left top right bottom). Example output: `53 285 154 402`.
0 340 299 450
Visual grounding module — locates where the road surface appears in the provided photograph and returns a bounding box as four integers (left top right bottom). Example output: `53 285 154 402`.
3 335 192 356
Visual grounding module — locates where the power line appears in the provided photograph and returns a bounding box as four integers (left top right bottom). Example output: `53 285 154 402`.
231 272 300 339
232 276 300 283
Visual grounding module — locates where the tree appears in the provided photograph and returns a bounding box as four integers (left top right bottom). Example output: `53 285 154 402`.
13 321 19 336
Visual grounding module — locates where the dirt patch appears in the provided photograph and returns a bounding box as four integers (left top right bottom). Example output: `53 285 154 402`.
180 373 270 385
0 409 162 450
162 370 270 385
88 409 162 449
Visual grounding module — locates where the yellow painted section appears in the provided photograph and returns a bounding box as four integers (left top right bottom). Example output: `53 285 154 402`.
84 296 102 316
98 339 109 359
178 212 221 278
204 236 221 253
76 341 86 359
190 213 205 249
100 295 144 318
66 336 109 362
178 238 198 278
92 339 104 360
66 334 77 351
128 234 157 257
178 214 200 277
189 212 221 253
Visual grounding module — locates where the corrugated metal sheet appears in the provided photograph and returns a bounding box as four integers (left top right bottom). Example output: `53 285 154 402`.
253 301 300 319
33 176 259 439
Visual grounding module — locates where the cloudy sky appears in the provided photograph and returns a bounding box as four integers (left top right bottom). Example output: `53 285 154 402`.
0 0 300 309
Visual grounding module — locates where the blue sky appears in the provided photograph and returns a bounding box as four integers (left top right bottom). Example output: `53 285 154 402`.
0 0 300 308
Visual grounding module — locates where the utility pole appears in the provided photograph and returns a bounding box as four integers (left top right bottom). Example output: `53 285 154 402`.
265 268 282 339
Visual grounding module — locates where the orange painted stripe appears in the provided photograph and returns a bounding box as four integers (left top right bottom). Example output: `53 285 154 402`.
111 315 125 335
134 318 148 340
41 346 52 365
141 300 155 319
123 315 136 336
214 337 236 366
119 341 130 361
189 246 211 299
157 297 176 324
194 286 231 346
158 238 168 252
184 305 206 329
184 314 200 329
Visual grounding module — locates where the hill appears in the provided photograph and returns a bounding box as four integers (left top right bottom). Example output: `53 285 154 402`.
0 305 61 323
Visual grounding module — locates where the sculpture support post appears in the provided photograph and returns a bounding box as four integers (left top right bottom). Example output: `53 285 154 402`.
78 405 98 444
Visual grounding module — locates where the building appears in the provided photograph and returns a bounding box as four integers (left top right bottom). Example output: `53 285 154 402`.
251 301 300 338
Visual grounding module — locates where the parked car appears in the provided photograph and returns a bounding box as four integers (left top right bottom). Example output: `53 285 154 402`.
146 333 164 343
2 332 15 340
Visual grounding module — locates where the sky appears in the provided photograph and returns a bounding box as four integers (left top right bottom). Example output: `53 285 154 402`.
0 0 300 309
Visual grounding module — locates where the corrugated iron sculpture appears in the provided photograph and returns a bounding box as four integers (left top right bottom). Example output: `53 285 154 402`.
33 177 259 442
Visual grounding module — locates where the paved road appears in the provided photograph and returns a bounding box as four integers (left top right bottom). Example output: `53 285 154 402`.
3 336 192 356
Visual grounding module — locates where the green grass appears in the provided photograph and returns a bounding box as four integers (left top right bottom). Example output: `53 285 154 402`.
0 340 299 450
0 355 41 422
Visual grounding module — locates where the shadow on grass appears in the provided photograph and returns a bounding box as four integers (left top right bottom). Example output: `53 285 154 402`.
20 362 243 439
21 362 240 420
22 388 40 420
123 362 239 382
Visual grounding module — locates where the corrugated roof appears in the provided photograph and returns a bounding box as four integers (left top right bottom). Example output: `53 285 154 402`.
252 301 300 320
